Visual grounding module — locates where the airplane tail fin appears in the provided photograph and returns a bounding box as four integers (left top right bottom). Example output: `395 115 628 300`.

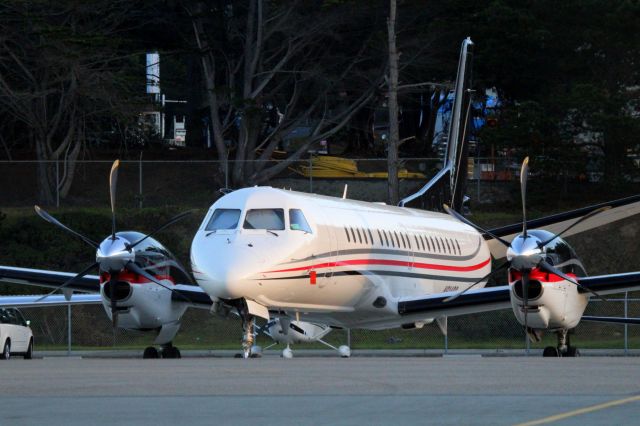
399 38 474 212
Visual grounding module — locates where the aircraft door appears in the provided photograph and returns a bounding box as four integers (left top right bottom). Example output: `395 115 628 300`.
319 213 338 288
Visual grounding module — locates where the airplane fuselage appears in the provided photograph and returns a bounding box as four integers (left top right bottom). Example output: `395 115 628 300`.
191 187 492 329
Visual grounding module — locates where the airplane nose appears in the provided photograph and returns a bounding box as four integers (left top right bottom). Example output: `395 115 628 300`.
192 246 264 299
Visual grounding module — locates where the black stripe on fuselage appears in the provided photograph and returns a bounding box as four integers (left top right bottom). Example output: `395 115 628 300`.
280 238 482 266
255 269 483 283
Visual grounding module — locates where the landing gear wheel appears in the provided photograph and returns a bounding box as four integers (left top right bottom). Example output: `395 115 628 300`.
338 345 351 358
162 346 181 359
24 339 33 360
143 346 159 359
542 346 559 357
2 340 10 360
282 346 293 359
566 347 580 357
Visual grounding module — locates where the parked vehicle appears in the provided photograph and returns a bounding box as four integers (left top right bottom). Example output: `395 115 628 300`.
0 308 33 360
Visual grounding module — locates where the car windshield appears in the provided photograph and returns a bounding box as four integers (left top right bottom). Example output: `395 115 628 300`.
0 309 10 324
289 209 312 233
206 209 241 231
243 209 285 230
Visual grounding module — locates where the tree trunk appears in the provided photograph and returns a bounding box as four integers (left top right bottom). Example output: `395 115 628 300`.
387 0 400 205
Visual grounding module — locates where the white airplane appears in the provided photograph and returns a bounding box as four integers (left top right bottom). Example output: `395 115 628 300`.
188 39 640 358
0 161 215 358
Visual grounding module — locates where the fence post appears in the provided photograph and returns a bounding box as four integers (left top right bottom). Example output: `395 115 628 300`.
476 157 480 201
625 291 629 355
56 160 60 208
139 152 143 209
309 154 313 192
67 304 71 356
225 159 229 189
444 329 448 354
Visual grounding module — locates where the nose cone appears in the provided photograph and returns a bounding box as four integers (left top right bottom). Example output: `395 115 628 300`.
96 236 134 272
191 238 264 299
506 235 543 270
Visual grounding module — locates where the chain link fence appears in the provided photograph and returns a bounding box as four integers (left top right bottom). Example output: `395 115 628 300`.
16 294 640 354
3 157 640 353
0 157 596 209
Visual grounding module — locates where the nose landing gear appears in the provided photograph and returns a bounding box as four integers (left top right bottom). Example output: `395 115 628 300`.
142 343 182 359
543 329 580 357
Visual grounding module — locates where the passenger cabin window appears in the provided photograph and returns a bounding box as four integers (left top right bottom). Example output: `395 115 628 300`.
206 209 241 230
243 209 285 230
289 209 312 233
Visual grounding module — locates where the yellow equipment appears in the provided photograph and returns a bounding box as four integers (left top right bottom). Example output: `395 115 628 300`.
290 156 425 179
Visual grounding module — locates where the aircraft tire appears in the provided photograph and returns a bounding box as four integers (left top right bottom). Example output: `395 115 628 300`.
566 347 580 357
542 346 559 357
162 346 181 359
143 346 159 359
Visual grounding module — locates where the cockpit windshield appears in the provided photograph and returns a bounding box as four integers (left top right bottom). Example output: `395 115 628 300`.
289 209 312 233
243 209 285 230
206 209 241 230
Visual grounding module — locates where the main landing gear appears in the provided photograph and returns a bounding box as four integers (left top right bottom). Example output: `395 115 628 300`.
142 343 182 359
233 312 260 359
543 329 580 358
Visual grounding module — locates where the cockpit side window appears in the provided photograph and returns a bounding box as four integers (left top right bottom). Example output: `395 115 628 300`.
289 209 312 233
206 209 241 231
244 209 285 230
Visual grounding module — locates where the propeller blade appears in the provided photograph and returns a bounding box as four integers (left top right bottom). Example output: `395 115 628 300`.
110 272 118 328
538 206 612 247
125 261 193 303
34 206 99 248
34 262 99 303
127 211 193 250
443 204 511 247
520 157 529 237
444 260 511 303
538 260 608 302
109 160 120 240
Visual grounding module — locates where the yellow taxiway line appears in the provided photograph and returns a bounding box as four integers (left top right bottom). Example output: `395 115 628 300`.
514 394 640 426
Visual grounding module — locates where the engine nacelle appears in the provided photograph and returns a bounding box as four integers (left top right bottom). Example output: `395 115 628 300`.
508 230 590 331
264 318 331 344
99 231 192 331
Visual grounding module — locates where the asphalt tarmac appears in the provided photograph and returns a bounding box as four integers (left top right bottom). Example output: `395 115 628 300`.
1 355 639 425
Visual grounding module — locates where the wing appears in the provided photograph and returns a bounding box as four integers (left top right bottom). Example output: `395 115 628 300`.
0 294 102 308
0 265 100 293
578 271 640 296
486 194 640 259
398 285 511 318
396 270 640 319
0 265 214 309
581 316 640 325
171 284 214 308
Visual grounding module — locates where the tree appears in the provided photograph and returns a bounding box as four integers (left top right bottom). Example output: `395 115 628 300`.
0 0 145 204
386 0 400 205
185 0 386 187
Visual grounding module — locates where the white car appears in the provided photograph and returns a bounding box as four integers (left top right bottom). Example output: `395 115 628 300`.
0 308 34 360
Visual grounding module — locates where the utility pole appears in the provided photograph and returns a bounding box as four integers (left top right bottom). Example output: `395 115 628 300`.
386 0 400 205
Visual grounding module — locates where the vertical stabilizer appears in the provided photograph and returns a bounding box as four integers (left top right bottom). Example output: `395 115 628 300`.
399 38 474 212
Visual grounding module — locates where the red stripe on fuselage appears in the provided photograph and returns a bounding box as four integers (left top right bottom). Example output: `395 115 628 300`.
265 258 491 274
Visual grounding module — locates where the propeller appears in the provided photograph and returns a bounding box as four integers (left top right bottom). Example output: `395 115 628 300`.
443 156 610 324
34 159 193 327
